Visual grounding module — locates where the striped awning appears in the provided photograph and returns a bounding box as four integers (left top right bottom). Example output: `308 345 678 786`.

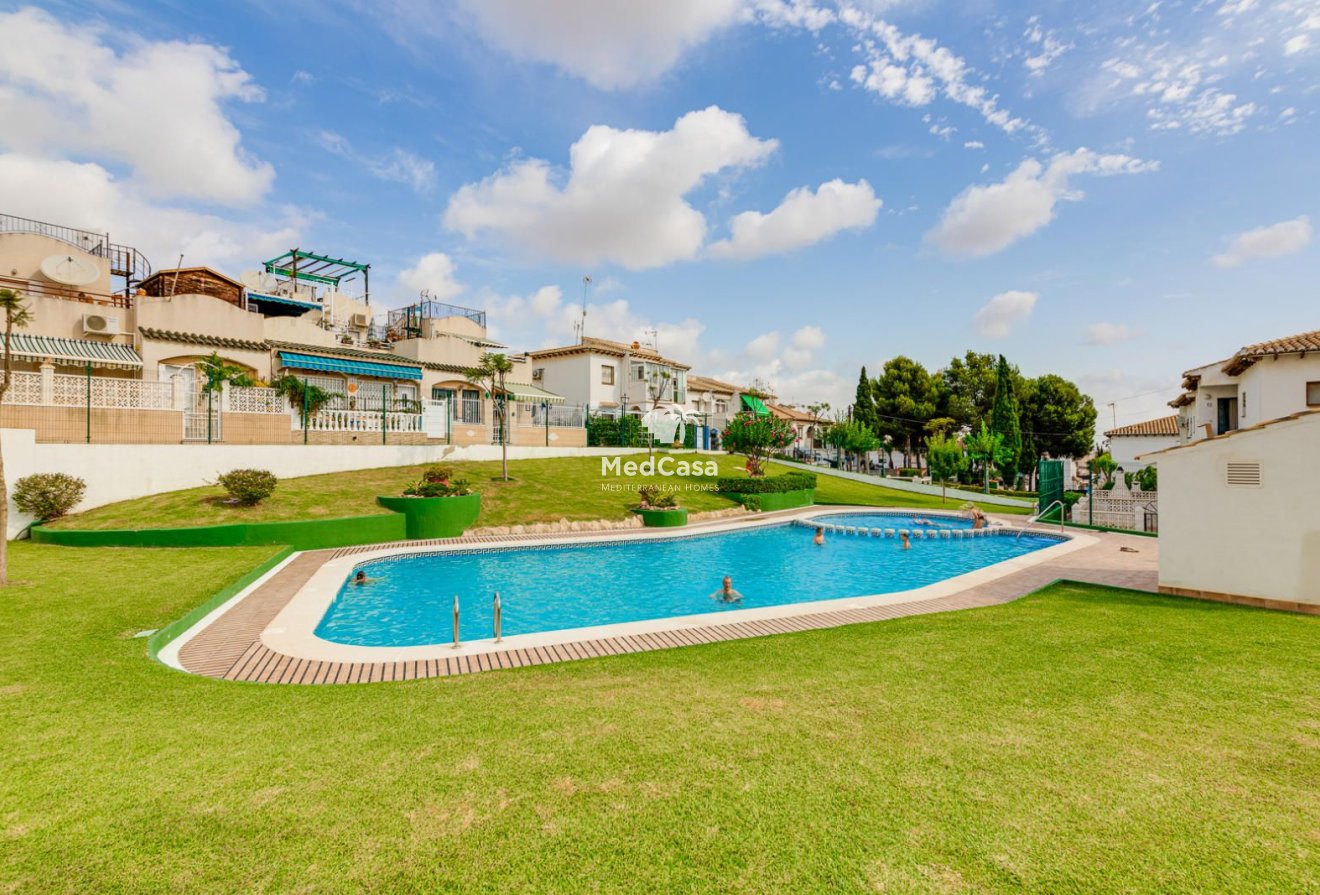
503 382 565 404
9 333 142 370
277 351 422 380
741 394 770 416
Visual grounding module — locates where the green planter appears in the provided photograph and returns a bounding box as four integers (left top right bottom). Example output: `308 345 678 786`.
634 507 688 527
376 492 481 539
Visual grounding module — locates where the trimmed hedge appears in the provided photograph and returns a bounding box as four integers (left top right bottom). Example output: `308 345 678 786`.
737 489 814 512
715 472 817 494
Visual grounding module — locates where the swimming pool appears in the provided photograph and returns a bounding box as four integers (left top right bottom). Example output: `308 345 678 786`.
315 511 1060 647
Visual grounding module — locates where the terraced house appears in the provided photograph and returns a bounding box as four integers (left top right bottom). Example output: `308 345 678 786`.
0 214 581 447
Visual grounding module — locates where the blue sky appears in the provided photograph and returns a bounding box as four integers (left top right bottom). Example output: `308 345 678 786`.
1 0 1316 424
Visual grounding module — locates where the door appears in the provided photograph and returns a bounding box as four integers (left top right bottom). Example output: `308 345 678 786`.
1216 397 1238 435
423 397 449 439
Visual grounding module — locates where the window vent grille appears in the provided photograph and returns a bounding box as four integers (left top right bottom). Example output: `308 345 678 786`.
1225 461 1262 486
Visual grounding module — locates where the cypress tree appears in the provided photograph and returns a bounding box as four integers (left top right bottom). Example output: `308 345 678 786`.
853 366 876 434
988 354 1022 486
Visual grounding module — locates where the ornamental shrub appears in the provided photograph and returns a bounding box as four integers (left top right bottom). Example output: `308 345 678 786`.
216 469 278 506
14 473 86 521
420 464 457 485
715 472 816 494
404 478 473 498
637 486 678 508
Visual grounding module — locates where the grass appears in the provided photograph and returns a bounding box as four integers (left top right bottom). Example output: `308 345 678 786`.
2 542 1318 893
48 454 1028 531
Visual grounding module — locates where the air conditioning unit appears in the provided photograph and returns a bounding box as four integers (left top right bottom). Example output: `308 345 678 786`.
532 368 544 381
350 312 370 328
82 314 120 335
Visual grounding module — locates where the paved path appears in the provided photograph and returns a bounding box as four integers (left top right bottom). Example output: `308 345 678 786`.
177 522 1157 685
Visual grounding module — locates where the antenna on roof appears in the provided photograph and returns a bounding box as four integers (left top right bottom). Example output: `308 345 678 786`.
576 275 592 344
645 327 658 352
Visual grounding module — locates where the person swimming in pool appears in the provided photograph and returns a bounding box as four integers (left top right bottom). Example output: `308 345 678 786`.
351 570 377 586
813 526 825 546
900 531 911 550
711 575 743 603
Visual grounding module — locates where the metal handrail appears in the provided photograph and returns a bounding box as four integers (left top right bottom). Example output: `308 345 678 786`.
1017 499 1067 539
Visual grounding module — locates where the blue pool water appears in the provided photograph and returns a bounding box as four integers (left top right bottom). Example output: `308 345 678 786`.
316 512 1059 647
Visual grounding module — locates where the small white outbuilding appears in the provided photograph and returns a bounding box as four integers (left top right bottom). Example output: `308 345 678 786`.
1141 409 1320 613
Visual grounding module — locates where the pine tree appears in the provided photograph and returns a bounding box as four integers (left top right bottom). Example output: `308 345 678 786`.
988 354 1022 487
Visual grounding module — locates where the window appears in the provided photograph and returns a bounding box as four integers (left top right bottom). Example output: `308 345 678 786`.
601 364 615 385
1308 381 1320 406
714 399 728 414
630 362 645 381
461 388 483 424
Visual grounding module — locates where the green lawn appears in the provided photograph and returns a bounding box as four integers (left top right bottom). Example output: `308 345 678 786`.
3 543 1317 893
48 454 1028 531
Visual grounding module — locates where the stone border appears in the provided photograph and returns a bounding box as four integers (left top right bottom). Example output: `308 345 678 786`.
164 507 1138 684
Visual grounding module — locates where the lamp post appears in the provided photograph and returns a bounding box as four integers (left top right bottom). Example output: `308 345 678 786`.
542 400 549 446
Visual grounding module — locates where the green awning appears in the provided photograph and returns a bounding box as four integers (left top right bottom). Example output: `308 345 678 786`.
741 394 770 416
277 351 422 380
10 334 142 370
503 382 565 404
248 291 320 310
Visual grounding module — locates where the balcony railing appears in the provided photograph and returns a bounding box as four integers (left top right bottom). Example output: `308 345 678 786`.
522 403 585 428
299 408 423 433
0 274 133 308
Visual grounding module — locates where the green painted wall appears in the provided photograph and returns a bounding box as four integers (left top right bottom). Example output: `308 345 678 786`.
31 513 406 550
146 546 295 661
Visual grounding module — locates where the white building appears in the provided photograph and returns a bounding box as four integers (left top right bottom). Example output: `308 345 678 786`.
1104 415 1179 471
525 337 690 417
1142 409 1320 613
1170 327 1320 443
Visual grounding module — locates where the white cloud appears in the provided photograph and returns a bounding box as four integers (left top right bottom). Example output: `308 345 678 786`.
972 290 1038 339
1284 34 1311 55
448 0 744 90
1075 1 1317 137
926 148 1158 257
716 323 842 405
444 106 778 270
1084 322 1141 345
1022 17 1072 76
744 331 783 363
840 5 1029 134
708 179 881 260
1211 216 1312 267
320 131 436 193
963 140 985 150
0 7 272 206
393 252 464 304
0 154 303 271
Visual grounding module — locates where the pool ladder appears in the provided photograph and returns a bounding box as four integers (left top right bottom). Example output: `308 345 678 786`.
1016 499 1066 540
450 591 503 648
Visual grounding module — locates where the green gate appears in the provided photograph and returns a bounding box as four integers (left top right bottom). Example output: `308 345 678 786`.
1037 459 1065 522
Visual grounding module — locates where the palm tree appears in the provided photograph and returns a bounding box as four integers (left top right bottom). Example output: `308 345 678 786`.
465 352 515 481
0 288 33 586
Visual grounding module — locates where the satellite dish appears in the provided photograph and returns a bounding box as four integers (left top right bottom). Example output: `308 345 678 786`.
40 254 100 287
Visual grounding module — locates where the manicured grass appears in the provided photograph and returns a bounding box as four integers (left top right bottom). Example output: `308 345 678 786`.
3 543 1318 892
48 454 1026 531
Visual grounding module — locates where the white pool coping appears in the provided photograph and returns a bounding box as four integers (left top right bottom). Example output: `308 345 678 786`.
250 507 1093 665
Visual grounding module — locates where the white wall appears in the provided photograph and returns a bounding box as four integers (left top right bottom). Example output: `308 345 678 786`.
1153 412 1320 607
1 428 645 537
1108 433 1177 471
1240 354 1320 427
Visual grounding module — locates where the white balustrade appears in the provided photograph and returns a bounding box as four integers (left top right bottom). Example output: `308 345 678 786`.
228 386 286 414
